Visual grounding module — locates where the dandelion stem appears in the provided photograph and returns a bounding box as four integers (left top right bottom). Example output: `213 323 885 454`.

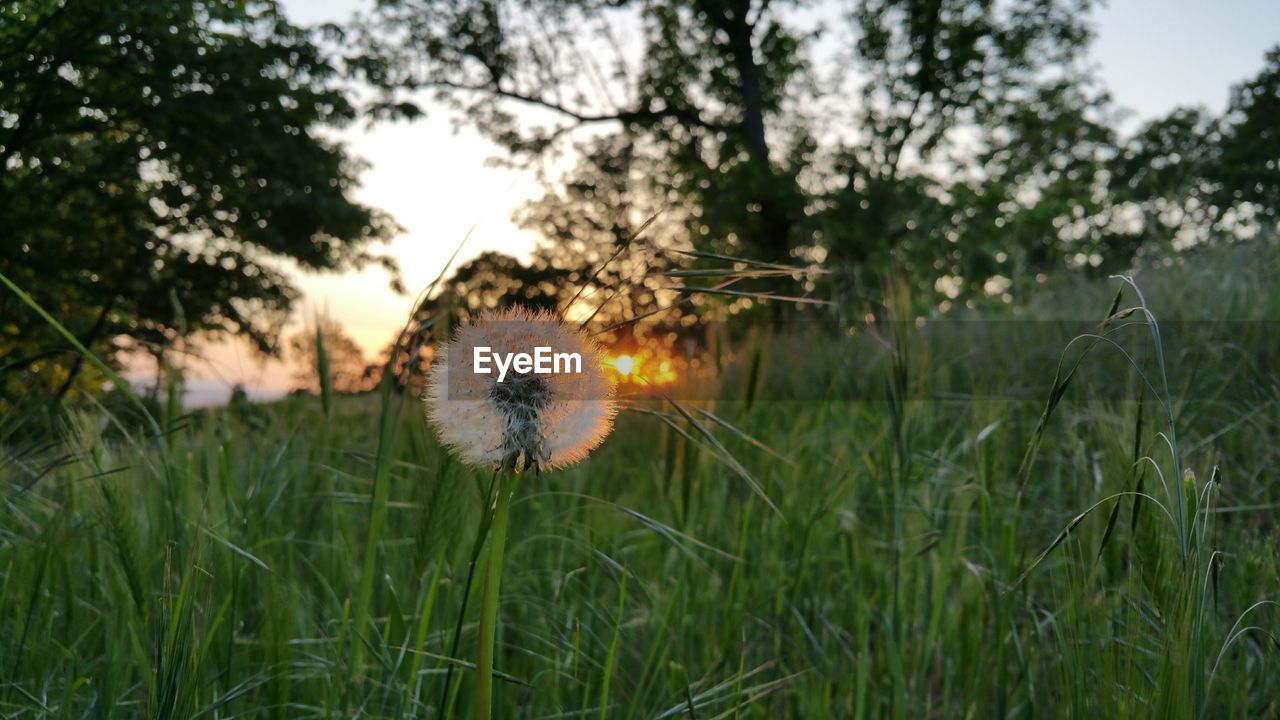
476 472 515 719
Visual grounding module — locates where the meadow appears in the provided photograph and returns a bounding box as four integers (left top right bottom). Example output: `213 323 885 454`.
2 243 1279 718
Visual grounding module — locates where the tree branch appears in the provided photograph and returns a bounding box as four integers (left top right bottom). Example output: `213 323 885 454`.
425 79 725 133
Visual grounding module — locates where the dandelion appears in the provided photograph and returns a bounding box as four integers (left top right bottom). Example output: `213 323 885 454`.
422 306 615 719
424 306 615 472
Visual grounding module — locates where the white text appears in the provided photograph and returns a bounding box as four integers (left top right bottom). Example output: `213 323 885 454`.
473 346 582 382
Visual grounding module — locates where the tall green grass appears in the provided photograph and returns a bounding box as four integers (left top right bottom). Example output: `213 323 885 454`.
2 243 1278 717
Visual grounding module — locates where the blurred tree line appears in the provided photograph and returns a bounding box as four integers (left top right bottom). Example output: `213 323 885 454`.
3 0 1279 412
353 0 1280 314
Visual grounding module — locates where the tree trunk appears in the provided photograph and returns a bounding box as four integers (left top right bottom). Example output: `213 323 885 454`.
727 9 770 167
725 4 794 263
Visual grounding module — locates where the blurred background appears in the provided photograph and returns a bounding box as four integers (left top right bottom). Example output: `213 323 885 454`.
6 4 1280 717
3 0 1278 411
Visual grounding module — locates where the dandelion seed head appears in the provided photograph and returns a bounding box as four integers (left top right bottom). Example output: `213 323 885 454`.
423 307 615 472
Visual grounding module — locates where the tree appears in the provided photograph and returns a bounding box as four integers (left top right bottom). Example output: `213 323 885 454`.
352 2 1278 314
1113 46 1280 250
824 0 1109 294
410 139 693 337
514 136 690 327
351 0 814 263
423 250 569 323
350 0 1126 306
1210 46 1280 231
0 0 400 409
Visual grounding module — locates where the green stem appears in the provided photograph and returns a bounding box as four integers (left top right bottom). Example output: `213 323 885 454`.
475 472 515 719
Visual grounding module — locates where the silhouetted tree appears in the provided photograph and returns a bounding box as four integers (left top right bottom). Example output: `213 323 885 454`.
515 136 690 328
824 0 1109 301
401 138 697 346
0 0 401 410
351 0 813 263
350 0 1158 309
425 251 569 323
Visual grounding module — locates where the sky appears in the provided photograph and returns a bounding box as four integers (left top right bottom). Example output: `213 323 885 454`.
179 0 1280 404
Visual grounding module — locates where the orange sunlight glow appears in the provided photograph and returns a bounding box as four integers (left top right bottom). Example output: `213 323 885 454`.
605 347 679 388
612 354 635 376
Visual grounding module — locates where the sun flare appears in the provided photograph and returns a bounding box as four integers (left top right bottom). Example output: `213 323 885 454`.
605 347 680 387
611 354 635 376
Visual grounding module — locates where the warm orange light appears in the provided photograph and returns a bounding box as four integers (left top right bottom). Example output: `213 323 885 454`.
605 347 679 387
612 354 635 376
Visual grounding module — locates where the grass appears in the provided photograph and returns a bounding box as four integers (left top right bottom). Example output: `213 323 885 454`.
2 243 1279 717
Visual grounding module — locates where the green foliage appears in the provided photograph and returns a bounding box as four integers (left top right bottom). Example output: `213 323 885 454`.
0 0 401 408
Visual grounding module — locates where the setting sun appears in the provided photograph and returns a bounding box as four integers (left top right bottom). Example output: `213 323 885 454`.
605 347 680 387
612 354 635 376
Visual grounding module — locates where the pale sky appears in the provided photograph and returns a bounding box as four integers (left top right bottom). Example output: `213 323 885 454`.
182 0 1280 402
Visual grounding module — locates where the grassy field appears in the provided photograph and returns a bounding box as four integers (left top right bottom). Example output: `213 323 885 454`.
2 245 1279 718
